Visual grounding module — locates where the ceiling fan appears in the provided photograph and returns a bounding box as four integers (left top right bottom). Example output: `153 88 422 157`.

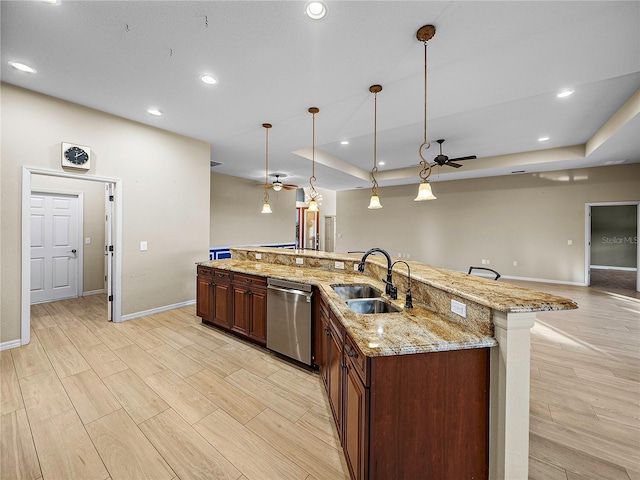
267 174 298 191
431 139 477 168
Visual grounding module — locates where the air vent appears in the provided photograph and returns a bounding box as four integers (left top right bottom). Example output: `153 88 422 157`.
210 161 223 168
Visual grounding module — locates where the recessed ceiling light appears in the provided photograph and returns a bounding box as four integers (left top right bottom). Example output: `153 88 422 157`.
305 1 327 20
557 90 574 98
42 0 60 4
9 61 36 73
201 75 217 85
147 108 162 116
538 136 550 142
340 140 349 145
378 161 386 166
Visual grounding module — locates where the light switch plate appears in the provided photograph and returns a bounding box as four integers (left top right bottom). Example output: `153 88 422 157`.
140 241 148 251
334 261 345 270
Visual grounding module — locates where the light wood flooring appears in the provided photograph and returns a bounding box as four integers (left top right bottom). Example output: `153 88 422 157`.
1 283 638 480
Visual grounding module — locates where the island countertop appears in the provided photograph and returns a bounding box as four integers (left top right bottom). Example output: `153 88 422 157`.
197 248 577 357
198 258 482 357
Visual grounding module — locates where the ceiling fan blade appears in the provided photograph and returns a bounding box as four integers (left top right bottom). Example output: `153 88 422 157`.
449 155 477 162
447 162 463 168
282 184 298 190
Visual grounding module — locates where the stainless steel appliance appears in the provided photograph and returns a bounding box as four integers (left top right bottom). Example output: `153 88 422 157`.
266 278 313 365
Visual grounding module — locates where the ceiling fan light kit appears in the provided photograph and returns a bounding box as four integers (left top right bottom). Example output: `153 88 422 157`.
368 84 383 209
415 24 437 202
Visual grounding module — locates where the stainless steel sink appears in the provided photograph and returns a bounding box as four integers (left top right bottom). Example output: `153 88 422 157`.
345 298 401 314
332 284 382 301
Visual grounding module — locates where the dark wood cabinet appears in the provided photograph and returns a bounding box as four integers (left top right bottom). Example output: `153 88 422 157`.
327 312 344 437
196 266 213 322
211 270 231 329
343 354 368 480
196 268 266 346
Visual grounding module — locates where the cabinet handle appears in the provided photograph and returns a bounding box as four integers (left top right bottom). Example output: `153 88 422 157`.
323 327 330 335
341 363 348 370
346 348 358 359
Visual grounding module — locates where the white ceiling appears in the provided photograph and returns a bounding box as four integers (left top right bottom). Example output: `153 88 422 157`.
2 1 639 191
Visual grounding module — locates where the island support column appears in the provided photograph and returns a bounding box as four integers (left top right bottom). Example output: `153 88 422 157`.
489 310 536 480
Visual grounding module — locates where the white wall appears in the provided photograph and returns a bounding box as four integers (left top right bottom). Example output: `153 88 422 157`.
1 84 210 343
210 172 297 247
336 164 640 284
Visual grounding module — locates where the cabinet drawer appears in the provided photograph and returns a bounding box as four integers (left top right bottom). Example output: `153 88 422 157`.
345 334 369 387
233 272 266 288
197 265 212 278
213 269 231 282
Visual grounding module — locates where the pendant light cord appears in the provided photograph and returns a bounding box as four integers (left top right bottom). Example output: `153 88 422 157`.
308 108 319 199
418 40 433 182
263 123 271 204
371 86 381 196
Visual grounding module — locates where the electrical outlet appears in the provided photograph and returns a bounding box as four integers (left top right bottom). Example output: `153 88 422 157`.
334 261 345 270
85 237 91 245
481 259 487 265
406 253 410 259
486 259 490 265
451 299 467 318
140 241 148 251
567 240 573 245
354 264 360 272
296 257 304 265
397 253 402 258
255 253 262 260
513 261 518 267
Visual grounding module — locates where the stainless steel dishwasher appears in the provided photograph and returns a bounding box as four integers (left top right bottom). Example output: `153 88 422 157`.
266 278 313 365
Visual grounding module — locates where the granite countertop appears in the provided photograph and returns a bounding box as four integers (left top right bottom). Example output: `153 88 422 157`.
198 259 498 357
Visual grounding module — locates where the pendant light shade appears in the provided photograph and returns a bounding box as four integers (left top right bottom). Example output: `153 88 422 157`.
414 182 437 201
307 107 320 211
368 84 383 209
414 25 437 202
261 123 273 214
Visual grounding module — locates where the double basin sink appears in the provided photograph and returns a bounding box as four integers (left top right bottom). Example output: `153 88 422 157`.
331 284 401 314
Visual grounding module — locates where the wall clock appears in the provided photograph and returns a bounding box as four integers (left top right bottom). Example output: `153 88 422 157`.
61 142 91 170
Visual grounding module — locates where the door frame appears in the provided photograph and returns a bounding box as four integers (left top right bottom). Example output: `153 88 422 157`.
584 201 640 291
21 167 123 346
30 189 85 302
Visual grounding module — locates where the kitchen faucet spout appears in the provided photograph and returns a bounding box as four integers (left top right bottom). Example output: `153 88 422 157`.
358 248 396 298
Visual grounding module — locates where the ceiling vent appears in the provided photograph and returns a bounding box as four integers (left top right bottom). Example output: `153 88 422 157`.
210 161 223 168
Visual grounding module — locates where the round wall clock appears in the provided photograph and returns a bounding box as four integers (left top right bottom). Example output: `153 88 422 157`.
61 142 91 170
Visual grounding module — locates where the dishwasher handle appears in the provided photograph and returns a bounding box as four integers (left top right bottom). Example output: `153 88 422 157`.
267 284 313 302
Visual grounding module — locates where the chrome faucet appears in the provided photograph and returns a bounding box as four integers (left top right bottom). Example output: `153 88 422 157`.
358 248 397 299
392 260 413 309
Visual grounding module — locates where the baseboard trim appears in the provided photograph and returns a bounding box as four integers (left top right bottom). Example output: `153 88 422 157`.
83 289 105 296
120 299 196 322
0 339 23 351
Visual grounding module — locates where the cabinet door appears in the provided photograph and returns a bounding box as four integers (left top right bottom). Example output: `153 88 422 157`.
327 325 343 437
231 285 250 336
318 313 329 387
248 288 267 345
212 282 231 328
344 361 369 480
196 274 213 321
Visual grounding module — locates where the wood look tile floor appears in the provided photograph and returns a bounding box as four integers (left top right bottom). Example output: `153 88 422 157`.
0 282 638 480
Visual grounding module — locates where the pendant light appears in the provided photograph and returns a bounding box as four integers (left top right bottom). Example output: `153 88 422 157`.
368 84 383 209
261 123 273 214
414 24 437 201
307 107 320 212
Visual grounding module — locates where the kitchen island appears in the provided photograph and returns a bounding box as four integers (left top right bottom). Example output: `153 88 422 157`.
197 247 577 480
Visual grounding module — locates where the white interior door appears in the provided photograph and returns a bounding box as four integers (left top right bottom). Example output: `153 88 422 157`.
30 192 80 303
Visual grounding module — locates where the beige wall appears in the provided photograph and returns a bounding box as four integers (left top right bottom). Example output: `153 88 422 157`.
210 172 296 247
30 175 106 294
336 164 640 284
1 84 210 343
